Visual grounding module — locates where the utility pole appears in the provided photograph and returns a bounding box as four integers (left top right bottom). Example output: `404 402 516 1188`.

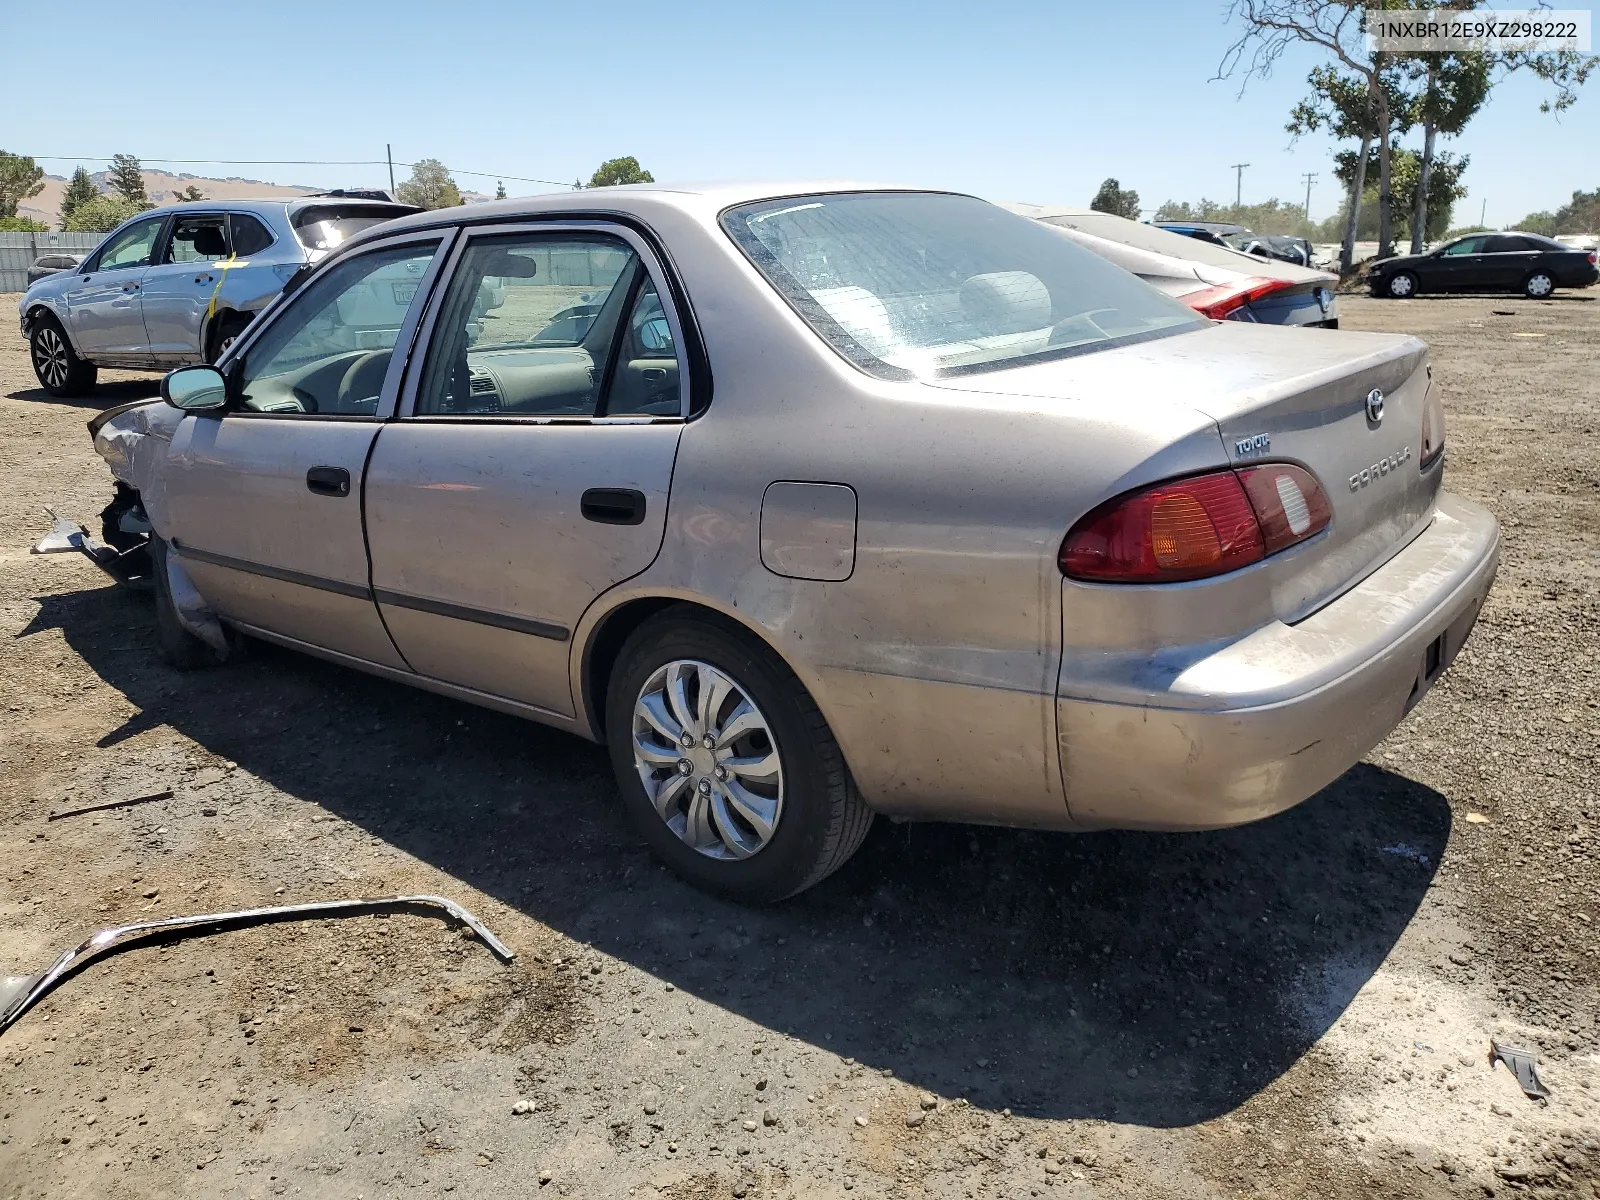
1301 172 1317 222
386 144 395 197
1230 163 1250 211
1480 198 1487 227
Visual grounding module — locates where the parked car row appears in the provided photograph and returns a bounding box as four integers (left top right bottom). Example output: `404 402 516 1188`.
20 195 418 396
1003 205 1340 328
55 182 1498 902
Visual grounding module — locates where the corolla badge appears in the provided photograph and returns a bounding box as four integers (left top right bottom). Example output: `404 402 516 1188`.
1365 387 1385 423
1350 445 1412 491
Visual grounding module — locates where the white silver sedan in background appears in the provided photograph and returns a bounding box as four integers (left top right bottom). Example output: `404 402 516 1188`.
74 183 1498 902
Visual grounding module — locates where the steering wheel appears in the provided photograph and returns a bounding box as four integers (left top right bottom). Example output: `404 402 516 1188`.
336 350 391 413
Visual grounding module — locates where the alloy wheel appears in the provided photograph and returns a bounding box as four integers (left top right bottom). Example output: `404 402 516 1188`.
631 659 784 860
33 327 69 390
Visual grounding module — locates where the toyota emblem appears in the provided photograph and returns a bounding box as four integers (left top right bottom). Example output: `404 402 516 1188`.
1365 387 1385 424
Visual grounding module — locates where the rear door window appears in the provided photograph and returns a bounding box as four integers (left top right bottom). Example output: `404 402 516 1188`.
165 214 229 263
412 233 639 417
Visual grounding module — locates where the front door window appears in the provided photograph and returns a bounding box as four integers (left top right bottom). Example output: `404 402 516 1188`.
94 216 165 272
236 242 440 415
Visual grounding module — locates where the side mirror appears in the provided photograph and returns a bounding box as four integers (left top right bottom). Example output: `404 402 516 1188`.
638 316 674 353
162 365 229 412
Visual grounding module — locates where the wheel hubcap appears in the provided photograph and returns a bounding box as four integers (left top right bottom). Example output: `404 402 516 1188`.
1391 276 1412 296
632 659 783 860
1530 276 1552 297
34 328 68 389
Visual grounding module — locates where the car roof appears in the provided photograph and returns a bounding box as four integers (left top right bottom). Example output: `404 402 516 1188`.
999 204 1332 283
1156 221 1251 234
135 196 416 219
359 180 968 238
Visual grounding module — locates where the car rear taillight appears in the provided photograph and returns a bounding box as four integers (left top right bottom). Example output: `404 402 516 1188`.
1181 277 1297 320
1589 251 1597 265
1420 382 1446 468
1060 464 1331 583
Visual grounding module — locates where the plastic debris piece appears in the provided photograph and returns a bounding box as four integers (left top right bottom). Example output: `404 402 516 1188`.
1490 1040 1550 1100
0 894 513 1037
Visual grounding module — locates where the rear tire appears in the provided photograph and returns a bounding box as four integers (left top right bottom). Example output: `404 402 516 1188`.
1524 272 1555 300
28 313 97 397
151 536 228 670
1385 271 1419 299
605 607 873 903
207 315 252 364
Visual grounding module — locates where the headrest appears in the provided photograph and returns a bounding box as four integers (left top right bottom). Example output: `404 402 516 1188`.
960 271 1051 335
191 224 228 257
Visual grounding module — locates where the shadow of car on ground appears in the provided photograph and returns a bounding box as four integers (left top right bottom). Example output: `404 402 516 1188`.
22 581 1449 1128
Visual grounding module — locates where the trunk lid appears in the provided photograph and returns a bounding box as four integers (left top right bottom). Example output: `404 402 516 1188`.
930 322 1442 620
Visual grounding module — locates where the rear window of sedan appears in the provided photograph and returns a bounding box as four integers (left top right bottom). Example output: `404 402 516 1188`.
722 192 1204 380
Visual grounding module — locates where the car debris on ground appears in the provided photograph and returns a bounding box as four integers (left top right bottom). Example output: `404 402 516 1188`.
0 894 513 1037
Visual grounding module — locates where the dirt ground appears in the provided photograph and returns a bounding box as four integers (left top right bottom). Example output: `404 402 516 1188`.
1 291 1596 1200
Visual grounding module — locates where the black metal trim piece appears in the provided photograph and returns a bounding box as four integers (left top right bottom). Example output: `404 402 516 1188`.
372 589 570 642
170 540 372 600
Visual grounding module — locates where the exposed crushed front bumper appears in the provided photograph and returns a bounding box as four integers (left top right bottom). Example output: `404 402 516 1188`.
1056 492 1499 830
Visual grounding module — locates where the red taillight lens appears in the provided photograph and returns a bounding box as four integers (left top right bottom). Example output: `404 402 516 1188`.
1420 383 1445 468
1182 277 1297 320
1060 465 1332 583
1589 251 1597 265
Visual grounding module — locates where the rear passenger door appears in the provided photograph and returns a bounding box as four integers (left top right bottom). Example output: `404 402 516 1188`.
1481 235 1539 291
140 210 230 361
363 224 690 718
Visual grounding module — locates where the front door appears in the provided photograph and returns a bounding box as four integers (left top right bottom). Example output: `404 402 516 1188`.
140 210 230 360
163 234 450 664
63 213 166 357
364 225 689 717
1428 234 1492 292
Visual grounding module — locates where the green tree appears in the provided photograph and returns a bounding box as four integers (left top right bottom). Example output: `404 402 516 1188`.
178 184 207 202
64 193 147 233
1152 197 1314 237
107 153 150 207
587 157 654 188
0 215 49 232
1516 188 1600 236
0 151 46 220
59 167 99 228
395 158 462 210
1089 178 1141 219
495 180 507 200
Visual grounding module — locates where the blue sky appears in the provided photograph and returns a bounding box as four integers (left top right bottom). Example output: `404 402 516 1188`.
5 0 1593 226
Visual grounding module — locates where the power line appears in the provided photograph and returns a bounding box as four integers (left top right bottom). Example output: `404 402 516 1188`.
20 155 572 189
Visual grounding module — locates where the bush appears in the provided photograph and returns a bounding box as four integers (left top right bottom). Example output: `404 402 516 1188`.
0 215 49 232
63 194 148 233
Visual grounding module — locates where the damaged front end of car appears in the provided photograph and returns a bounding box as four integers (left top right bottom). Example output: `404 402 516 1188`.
32 398 228 654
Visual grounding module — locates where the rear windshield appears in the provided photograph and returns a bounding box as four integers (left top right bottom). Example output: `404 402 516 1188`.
722 192 1204 380
291 203 419 251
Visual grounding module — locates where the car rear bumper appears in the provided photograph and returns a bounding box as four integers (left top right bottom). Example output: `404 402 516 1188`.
1056 491 1499 830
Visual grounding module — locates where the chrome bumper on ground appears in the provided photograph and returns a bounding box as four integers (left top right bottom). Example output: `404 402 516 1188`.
1056 493 1500 830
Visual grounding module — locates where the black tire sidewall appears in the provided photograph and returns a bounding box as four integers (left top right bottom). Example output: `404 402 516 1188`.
150 535 220 670
605 616 838 904
30 314 94 396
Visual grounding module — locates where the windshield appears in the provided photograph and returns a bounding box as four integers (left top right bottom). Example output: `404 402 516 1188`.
292 203 419 251
722 192 1204 380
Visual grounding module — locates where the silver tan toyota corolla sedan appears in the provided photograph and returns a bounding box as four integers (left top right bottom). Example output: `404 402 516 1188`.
73 183 1499 902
